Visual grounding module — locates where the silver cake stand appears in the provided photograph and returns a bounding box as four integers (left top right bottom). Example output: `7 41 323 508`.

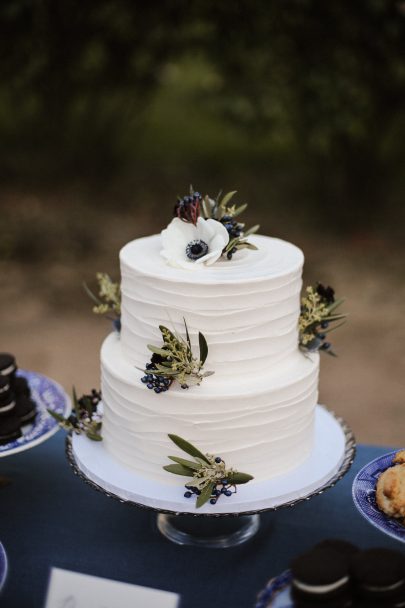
65 405 356 548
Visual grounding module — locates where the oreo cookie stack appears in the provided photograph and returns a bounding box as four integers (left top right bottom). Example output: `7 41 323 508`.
289 540 405 607
0 353 36 445
291 540 358 607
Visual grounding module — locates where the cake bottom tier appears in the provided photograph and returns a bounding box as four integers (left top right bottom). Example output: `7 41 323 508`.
101 333 320 484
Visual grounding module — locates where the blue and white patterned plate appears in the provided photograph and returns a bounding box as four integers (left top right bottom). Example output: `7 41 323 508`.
352 450 405 543
0 370 70 457
0 542 7 591
255 571 293 608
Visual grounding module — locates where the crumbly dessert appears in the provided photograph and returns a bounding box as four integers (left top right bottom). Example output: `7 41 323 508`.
376 456 405 522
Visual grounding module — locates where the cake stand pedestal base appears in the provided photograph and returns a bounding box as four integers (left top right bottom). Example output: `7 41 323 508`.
157 513 260 548
66 405 356 548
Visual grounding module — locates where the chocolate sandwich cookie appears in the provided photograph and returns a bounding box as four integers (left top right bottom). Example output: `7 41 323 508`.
0 353 16 378
291 548 352 606
0 415 21 444
12 376 31 398
0 391 17 418
0 376 11 396
351 548 405 605
15 396 36 425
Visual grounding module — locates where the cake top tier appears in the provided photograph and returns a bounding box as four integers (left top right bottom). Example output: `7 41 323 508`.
120 234 304 285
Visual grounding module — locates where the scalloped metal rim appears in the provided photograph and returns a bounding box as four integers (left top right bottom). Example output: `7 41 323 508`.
65 406 356 518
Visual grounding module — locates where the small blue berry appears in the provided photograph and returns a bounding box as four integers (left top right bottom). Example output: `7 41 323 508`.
318 333 326 340
145 363 153 370
321 342 331 350
227 252 233 260
194 489 201 495
225 490 232 497
154 387 161 393
147 383 153 389
181 384 188 389
209 498 217 505
222 479 228 485
213 489 220 496
146 374 154 381
184 491 192 498
321 321 329 329
141 376 148 383
215 456 222 463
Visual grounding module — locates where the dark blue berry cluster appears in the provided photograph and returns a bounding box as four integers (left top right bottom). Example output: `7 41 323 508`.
221 215 244 259
141 362 172 393
183 456 237 505
174 192 202 224
304 320 332 352
221 215 243 239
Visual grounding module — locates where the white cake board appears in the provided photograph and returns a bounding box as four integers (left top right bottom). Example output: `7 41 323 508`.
67 405 355 516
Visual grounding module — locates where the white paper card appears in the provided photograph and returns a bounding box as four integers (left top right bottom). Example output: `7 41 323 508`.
45 568 179 608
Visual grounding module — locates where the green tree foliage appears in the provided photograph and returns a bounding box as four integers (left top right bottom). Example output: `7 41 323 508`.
0 1 404 228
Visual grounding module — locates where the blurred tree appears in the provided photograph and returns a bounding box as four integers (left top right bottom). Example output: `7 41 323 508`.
0 0 404 231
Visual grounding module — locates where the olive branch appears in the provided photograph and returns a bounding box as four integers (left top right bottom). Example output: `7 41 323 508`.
142 319 214 388
299 284 347 356
199 188 260 258
164 434 254 508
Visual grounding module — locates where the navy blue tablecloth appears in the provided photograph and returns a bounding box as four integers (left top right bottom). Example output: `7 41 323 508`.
0 435 402 608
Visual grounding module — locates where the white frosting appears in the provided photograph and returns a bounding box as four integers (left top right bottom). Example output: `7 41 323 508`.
293 576 349 594
120 234 304 375
99 231 319 484
101 333 319 483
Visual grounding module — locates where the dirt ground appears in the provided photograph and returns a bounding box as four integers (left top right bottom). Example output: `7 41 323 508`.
1 230 404 448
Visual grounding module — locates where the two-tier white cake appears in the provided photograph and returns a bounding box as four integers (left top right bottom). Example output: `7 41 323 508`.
100 232 319 484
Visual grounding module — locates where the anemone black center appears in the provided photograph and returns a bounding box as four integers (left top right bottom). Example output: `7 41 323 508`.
186 239 209 260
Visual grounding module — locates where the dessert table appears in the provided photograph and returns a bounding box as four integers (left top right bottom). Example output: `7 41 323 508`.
0 434 401 608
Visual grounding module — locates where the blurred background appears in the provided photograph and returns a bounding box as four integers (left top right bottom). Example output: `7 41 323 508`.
1 1 404 444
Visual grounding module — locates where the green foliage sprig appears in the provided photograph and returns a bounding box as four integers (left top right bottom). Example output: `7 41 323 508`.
199 188 260 258
299 284 347 356
143 319 214 389
48 388 102 441
164 434 254 508
84 273 121 322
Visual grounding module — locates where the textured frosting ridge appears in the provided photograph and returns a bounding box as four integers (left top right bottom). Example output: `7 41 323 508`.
120 234 304 375
100 231 319 483
101 333 319 483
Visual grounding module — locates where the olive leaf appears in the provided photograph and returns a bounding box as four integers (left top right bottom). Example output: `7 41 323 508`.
196 482 216 508
163 463 194 476
47 409 69 424
237 242 258 251
202 195 212 218
86 431 102 441
168 434 210 464
232 203 248 218
243 224 260 237
198 332 208 365
72 386 81 420
230 472 254 484
147 345 170 357
220 190 237 209
168 456 202 470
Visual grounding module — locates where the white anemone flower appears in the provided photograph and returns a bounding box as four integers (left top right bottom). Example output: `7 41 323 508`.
161 217 230 269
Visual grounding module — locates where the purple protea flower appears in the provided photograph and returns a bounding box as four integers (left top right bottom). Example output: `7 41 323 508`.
174 192 202 225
